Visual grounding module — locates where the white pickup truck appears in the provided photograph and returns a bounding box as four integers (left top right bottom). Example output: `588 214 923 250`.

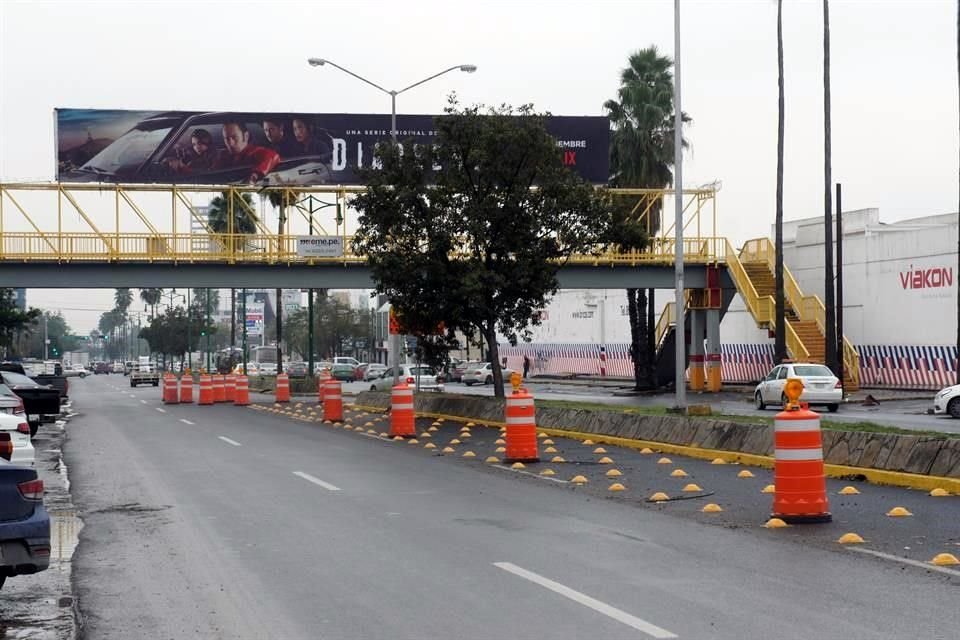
130 358 159 388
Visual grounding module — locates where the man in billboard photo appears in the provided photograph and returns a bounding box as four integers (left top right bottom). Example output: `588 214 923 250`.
262 118 301 159
216 121 280 184
292 117 332 162
164 128 218 175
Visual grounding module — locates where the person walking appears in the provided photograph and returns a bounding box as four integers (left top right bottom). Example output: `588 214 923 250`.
522 354 530 379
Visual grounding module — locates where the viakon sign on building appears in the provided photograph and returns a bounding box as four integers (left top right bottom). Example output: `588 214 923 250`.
55 108 609 186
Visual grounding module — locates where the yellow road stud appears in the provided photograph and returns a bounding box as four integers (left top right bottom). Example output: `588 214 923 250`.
543 439 554 445
583 439 596 446
593 447 607 454
657 457 672 465
540 469 556 476
839 486 860 495
496 447 506 453
545 446 558 453
737 470 755 478
407 439 419 445
649 492 670 502
711 458 727 465
442 447 455 453
886 507 912 517
670 469 689 478
929 488 950 497
462 451 476 458
640 447 654 455
466 422 476 427
837 533 865 544
597 457 614 464
571 475 588 484
761 484 776 494
511 462 526 470
764 518 789 528
450 439 461 445
393 436 404 441
550 456 566 463
485 456 499 464
702 503 723 513
495 439 506 445
424 443 437 450
930 553 960 566
606 469 623 478
538 432 548 439
608 483 626 492
682 483 702 492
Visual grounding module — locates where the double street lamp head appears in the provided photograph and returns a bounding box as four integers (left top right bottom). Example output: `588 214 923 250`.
307 57 326 67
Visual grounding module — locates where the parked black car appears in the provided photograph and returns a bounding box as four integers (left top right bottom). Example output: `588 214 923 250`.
0 371 61 437
0 434 50 589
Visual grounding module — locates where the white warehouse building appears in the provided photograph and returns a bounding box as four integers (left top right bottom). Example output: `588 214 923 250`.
500 208 958 390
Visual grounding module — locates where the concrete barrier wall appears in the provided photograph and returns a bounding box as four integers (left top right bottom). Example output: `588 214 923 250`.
354 391 960 478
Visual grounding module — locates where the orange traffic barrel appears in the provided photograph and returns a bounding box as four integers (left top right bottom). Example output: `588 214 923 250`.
505 387 539 462
198 375 213 406
162 373 179 405
323 379 343 422
390 382 416 437
233 375 250 406
317 368 331 404
224 374 236 402
179 375 193 404
276 372 291 403
772 378 831 523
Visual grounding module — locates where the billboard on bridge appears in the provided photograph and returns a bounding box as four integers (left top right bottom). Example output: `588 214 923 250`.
55 108 609 186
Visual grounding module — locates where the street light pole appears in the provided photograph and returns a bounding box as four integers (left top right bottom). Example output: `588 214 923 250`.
307 57 476 385
673 0 686 410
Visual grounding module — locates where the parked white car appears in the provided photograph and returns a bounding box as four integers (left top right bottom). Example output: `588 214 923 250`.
754 363 842 412
363 364 388 381
0 413 35 467
259 363 278 376
369 365 444 392
463 362 516 386
932 384 960 417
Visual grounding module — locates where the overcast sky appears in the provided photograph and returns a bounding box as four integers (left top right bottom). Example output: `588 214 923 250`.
1 0 957 333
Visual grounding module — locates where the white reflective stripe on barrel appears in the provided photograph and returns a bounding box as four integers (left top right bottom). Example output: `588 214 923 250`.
774 448 824 461
506 416 536 425
326 394 342 400
392 403 414 410
774 419 821 432
393 392 414 398
508 398 535 408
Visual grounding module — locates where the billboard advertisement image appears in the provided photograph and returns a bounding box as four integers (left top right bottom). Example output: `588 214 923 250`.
56 108 609 186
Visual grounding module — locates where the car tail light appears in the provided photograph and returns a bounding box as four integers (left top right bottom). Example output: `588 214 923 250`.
835 381 843 389
17 421 30 434
14 397 24 415
0 432 12 460
17 478 43 501
406 377 415 384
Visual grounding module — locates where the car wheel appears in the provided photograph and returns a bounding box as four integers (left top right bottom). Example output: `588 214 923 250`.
370 385 377 391
130 381 136 388
948 398 960 418
827 404 839 413
0 575 5 589
464 381 474 386
152 381 159 387
755 392 766 411
485 375 493 385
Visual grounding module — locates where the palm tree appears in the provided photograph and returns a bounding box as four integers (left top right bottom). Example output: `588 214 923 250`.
209 190 256 363
263 189 300 374
140 288 163 319
774 0 787 364
114 288 133 357
604 46 690 390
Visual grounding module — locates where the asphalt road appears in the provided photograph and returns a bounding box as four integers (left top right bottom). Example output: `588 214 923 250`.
66 374 958 640
344 379 960 434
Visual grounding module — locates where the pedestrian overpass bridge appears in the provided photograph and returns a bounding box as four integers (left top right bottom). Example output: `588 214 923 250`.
0 182 859 388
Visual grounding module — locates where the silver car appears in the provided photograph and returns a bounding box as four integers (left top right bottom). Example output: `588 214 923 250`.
369 365 444 392
363 364 388 381
463 362 515 386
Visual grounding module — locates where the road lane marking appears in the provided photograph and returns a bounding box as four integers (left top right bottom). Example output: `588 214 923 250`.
492 464 569 484
156 408 166 413
180 419 195 425
218 436 241 447
493 562 677 638
292 471 341 491
140 400 148 404
129 394 136 398
850 547 960 578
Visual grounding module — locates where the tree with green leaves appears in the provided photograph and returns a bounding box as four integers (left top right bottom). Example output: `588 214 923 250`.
140 288 163 318
604 47 690 390
352 97 617 398
0 289 41 358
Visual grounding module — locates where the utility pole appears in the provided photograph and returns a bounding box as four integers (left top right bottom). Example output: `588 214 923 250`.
308 195 316 377
823 0 838 373
672 0 686 409
836 183 844 390
43 314 49 360
242 288 248 376
205 289 211 372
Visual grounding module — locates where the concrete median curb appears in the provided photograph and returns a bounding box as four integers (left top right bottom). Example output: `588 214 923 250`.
351 392 960 492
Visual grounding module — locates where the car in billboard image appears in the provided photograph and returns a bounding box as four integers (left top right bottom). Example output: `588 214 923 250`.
62 111 334 186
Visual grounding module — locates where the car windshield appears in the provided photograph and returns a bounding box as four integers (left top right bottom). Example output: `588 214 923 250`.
409 367 435 376
1 371 38 386
82 124 172 173
794 365 834 377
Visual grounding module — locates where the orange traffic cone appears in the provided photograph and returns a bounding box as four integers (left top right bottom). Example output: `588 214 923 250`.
323 379 343 422
275 372 290 403
772 378 831 523
390 382 416 437
504 387 539 463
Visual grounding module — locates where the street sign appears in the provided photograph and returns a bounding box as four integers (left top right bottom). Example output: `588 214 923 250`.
296 236 344 258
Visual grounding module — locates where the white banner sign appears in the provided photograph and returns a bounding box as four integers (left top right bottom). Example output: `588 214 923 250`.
245 303 264 337
297 236 344 258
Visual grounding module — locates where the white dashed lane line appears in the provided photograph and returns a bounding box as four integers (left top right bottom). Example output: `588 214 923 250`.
180 419 195 426
850 547 960 578
292 471 341 491
140 400 148 404
493 562 677 639
156 408 166 413
218 436 241 447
